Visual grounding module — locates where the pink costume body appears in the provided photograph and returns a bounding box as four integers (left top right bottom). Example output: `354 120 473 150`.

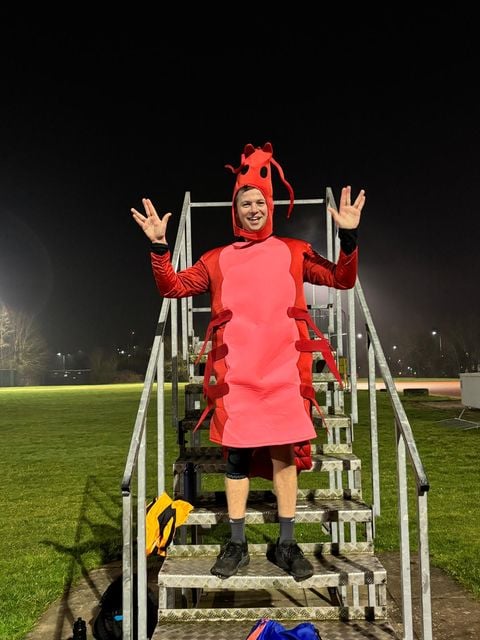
151 235 357 449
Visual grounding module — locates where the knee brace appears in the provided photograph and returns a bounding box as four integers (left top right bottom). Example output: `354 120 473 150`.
225 447 253 479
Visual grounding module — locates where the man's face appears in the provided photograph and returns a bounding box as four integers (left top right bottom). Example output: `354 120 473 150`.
235 188 268 232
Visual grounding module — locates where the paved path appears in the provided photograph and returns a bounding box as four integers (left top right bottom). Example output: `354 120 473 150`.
25 555 480 639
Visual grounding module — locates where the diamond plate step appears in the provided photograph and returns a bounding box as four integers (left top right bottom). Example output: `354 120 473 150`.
156 604 387 623
157 553 387 624
175 443 351 456
192 486 361 504
319 443 353 455
173 449 361 475
181 496 372 526
167 541 374 558
158 553 386 591
309 453 360 473
152 620 399 640
177 441 353 458
297 487 361 500
313 372 338 382
317 415 351 429
312 380 330 392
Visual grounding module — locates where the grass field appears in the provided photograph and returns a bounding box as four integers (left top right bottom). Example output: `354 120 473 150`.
0 382 479 639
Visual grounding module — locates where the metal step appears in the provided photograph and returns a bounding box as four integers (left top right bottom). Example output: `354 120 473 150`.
313 372 338 382
176 441 356 462
158 552 385 589
320 443 353 455
180 496 372 526
157 553 387 620
173 450 361 475
156 604 388 623
296 487 361 500
312 380 330 392
167 541 374 558
176 441 353 457
152 619 399 640
183 486 361 503
314 415 351 429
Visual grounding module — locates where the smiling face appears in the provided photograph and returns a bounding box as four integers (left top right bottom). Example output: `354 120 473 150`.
234 187 268 232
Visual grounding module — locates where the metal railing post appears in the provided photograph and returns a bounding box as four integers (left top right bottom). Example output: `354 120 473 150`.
396 422 414 640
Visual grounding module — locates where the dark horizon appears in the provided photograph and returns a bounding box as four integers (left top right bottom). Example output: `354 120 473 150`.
1 13 479 359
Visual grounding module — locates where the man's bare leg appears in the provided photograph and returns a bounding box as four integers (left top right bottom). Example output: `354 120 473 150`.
225 476 250 519
270 444 297 517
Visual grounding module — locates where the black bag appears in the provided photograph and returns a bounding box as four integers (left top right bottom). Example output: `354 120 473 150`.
92 574 157 640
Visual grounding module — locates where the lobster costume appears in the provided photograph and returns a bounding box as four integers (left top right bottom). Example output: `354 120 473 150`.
150 143 358 479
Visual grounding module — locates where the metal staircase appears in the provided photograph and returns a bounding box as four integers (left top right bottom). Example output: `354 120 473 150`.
121 190 433 640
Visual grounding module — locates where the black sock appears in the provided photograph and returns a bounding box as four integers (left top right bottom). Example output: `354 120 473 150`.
229 517 246 543
279 516 295 542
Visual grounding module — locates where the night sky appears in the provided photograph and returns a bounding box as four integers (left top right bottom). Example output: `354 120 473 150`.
1 11 479 356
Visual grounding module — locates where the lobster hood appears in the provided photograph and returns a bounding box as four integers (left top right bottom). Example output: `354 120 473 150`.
225 142 295 241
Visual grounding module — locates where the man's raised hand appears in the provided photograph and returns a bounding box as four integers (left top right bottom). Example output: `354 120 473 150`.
327 186 365 229
131 198 172 244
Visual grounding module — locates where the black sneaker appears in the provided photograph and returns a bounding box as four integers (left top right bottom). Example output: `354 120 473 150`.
210 539 249 579
269 538 314 581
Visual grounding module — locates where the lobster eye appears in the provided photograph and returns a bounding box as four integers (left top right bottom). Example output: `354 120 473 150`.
241 164 250 175
260 167 268 178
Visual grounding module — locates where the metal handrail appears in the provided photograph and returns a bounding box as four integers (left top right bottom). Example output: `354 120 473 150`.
120 192 191 640
327 181 432 639
355 277 432 639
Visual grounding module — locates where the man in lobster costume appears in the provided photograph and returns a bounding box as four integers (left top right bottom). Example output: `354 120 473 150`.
132 142 365 581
